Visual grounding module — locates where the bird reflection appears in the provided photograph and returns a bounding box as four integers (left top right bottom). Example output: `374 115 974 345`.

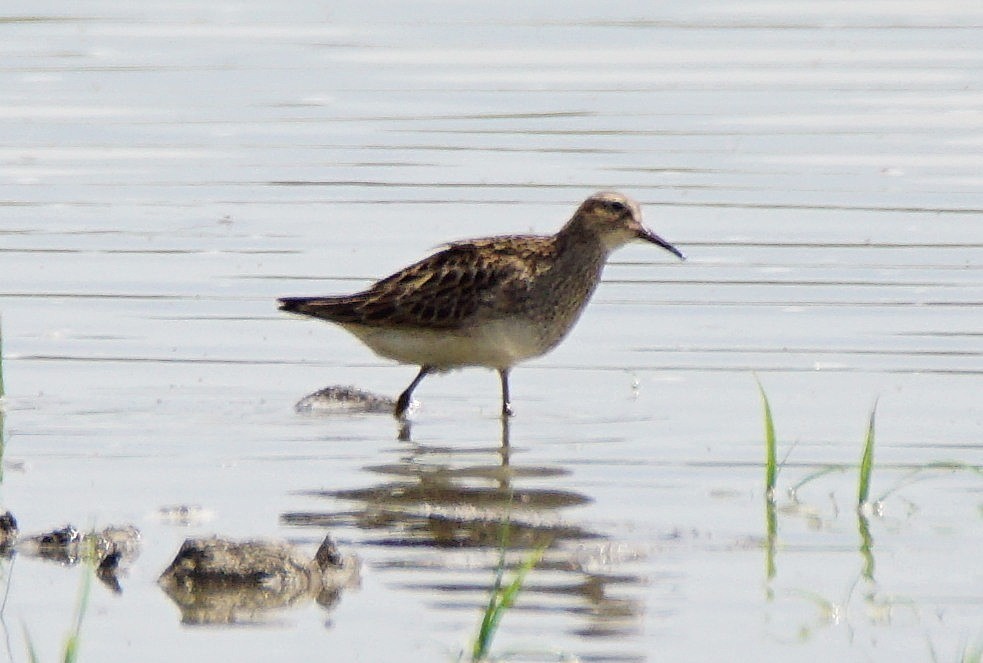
282 416 645 640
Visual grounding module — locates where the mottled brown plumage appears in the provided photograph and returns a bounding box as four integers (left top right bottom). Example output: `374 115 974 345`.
283 237 558 329
279 192 684 418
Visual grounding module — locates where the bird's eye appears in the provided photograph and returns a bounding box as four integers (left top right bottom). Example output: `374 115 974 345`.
602 200 627 213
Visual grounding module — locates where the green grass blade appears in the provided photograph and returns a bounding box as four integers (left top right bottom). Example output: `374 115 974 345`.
20 561 93 663
962 638 983 663
857 400 878 508
0 313 6 400
756 377 778 499
473 521 511 660
0 407 6 485
46 560 94 663
757 378 779 588
491 545 545 625
790 465 845 493
0 313 6 481
472 511 547 663
474 574 506 657
472 544 547 662
23 625 40 663
875 461 983 503
64 637 80 663
63 564 92 663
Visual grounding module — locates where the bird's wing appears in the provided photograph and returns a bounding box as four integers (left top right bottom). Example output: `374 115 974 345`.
278 236 555 329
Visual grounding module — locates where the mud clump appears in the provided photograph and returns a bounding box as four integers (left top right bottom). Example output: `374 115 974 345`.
294 385 395 414
158 534 359 625
1 515 141 593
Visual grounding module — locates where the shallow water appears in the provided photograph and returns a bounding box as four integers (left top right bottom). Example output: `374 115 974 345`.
1 1 981 661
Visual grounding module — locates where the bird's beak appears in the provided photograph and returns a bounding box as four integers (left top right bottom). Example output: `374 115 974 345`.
636 227 686 260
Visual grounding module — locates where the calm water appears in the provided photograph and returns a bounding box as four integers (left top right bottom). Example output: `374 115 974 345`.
1 1 981 661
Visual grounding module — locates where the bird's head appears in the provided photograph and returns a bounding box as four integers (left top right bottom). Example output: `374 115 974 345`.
568 191 685 259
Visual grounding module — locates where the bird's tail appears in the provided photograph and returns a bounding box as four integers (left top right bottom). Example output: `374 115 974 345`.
277 296 314 314
278 296 361 322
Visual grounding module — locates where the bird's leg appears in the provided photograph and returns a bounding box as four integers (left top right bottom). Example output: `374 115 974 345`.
395 366 432 419
498 368 514 418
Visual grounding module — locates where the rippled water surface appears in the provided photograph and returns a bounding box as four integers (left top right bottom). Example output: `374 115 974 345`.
1 2 981 662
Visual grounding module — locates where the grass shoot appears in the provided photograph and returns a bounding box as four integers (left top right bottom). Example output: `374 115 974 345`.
756 377 778 500
63 563 92 663
875 461 983 503
25 548 93 663
961 638 983 663
470 521 547 662
0 314 5 401
857 400 878 509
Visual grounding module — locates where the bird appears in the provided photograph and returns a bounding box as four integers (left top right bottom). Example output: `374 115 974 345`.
278 191 684 419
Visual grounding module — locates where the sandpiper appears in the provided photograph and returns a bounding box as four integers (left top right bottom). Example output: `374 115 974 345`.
279 191 684 419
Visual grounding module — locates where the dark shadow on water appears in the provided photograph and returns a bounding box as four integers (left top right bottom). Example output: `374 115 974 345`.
282 417 647 643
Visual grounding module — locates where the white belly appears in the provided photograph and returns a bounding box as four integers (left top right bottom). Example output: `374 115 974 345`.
341 319 545 369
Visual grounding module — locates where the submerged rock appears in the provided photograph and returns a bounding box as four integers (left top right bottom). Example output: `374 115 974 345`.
18 524 140 567
158 534 359 625
10 522 141 593
294 385 395 414
26 524 83 561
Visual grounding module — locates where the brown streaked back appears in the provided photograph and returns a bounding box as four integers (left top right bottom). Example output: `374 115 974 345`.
278 235 558 330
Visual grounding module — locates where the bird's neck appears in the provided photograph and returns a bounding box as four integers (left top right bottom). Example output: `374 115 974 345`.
538 231 607 300
554 227 610 270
